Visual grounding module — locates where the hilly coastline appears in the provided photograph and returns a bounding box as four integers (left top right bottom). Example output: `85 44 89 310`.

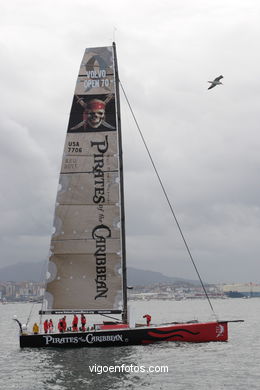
0 261 200 286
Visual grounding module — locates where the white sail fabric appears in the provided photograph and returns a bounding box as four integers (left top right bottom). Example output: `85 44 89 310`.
44 46 123 313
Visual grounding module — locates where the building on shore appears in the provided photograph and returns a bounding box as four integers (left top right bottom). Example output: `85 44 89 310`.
0 281 44 302
220 283 260 298
2 280 260 302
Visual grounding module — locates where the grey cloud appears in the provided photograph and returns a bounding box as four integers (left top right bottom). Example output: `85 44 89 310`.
1 0 260 283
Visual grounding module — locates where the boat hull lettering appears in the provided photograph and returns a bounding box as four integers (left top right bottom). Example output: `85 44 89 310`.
43 333 124 346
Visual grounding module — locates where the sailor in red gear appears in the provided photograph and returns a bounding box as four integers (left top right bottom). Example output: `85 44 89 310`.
143 314 151 326
72 315 78 332
58 318 64 333
48 319 54 333
62 316 67 332
43 319 49 334
81 314 86 332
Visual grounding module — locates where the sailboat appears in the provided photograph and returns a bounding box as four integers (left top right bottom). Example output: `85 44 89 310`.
17 43 231 348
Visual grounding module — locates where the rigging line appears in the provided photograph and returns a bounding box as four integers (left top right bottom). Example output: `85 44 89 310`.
119 80 216 316
40 259 49 316
26 259 48 327
26 302 35 327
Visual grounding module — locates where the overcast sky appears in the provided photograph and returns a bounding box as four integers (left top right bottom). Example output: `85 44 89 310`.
1 0 260 283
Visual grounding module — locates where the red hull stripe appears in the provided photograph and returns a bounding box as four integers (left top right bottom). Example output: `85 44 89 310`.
147 329 200 339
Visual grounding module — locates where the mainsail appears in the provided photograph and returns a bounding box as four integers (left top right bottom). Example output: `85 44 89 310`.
43 44 126 316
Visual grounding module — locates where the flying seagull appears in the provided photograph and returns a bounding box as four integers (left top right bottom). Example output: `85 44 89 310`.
208 75 224 90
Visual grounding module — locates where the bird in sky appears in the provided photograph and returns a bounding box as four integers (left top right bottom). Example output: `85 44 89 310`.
208 75 224 90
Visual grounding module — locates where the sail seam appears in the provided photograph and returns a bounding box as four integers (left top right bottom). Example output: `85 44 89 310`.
60 170 118 174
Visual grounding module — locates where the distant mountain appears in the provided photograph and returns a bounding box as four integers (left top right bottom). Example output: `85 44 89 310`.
0 261 200 286
127 267 199 286
0 262 46 283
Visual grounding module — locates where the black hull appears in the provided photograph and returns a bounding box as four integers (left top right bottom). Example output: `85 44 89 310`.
20 321 228 348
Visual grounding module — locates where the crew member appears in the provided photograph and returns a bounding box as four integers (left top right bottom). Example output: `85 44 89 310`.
43 319 49 334
62 316 67 332
33 322 39 334
81 314 86 332
58 318 64 333
72 314 78 332
49 319 54 333
143 314 151 326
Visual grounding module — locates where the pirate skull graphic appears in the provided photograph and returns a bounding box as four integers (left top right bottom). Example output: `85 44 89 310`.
70 95 115 131
86 99 105 128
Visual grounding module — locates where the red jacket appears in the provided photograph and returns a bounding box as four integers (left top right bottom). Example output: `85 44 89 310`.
72 315 78 326
62 317 67 331
58 319 63 332
143 314 151 325
81 315 86 325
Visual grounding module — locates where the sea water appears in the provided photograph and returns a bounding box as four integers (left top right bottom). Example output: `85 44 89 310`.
0 298 259 390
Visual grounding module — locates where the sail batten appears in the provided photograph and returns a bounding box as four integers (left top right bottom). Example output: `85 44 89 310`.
44 45 125 314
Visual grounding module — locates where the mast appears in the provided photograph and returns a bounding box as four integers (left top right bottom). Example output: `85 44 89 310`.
113 42 128 323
